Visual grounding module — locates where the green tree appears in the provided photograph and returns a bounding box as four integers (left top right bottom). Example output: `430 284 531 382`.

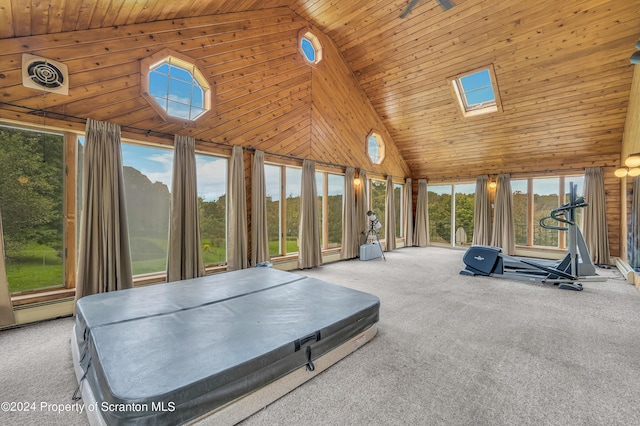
0 127 64 255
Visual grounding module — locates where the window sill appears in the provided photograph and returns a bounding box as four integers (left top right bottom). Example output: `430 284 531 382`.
11 288 76 307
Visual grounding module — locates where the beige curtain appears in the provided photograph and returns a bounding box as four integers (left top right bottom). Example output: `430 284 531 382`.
227 146 248 271
0 207 15 327
630 177 640 270
251 150 270 266
385 175 396 251
356 170 369 247
414 179 429 246
299 159 322 269
583 167 610 265
341 167 358 259
491 174 515 255
167 135 204 282
472 175 492 246
76 119 132 300
403 178 414 247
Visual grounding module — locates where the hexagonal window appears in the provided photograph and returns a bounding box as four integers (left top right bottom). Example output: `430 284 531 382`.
367 131 385 165
141 49 214 125
298 29 322 65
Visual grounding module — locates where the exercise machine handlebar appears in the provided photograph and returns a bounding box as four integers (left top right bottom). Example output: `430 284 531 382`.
539 196 589 231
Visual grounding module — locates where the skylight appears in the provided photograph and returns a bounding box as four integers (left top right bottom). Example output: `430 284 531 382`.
451 66 501 117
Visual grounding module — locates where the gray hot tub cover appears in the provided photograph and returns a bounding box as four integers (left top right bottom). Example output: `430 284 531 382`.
74 267 379 425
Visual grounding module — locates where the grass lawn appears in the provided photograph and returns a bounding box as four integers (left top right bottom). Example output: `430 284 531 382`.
5 243 64 293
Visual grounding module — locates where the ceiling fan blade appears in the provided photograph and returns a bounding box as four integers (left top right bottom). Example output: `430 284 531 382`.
400 0 421 19
401 0 454 18
438 0 455 10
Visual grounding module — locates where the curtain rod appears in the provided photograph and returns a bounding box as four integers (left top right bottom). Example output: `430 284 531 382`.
0 101 405 181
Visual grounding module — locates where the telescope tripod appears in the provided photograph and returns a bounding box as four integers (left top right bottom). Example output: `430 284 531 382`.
363 226 386 261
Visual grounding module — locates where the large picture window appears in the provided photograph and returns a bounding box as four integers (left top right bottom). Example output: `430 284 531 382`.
316 172 344 250
263 164 302 256
121 143 173 276
265 164 282 256
394 183 403 238
512 179 528 246
285 167 301 254
428 184 452 245
370 180 387 239
512 176 584 248
196 153 227 267
0 126 65 293
426 183 475 247
454 183 475 246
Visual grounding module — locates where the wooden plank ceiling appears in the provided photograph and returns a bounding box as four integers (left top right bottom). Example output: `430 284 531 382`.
0 0 639 180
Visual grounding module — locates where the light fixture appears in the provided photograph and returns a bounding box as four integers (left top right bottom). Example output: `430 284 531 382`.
615 152 640 177
354 177 361 186
615 167 640 178
625 152 640 168
489 180 497 189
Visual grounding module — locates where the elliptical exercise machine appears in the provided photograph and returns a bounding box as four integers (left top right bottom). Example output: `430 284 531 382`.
460 182 606 291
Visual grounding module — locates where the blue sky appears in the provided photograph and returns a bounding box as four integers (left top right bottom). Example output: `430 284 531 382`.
460 69 495 105
121 143 227 201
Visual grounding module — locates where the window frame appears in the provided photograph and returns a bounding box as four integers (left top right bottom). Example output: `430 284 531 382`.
1 123 79 305
140 48 215 126
450 65 502 118
512 176 585 250
195 151 229 270
366 130 386 165
298 29 323 66
318 170 344 250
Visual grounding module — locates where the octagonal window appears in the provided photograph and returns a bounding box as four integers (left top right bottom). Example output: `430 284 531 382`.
298 30 322 65
367 131 385 165
141 49 214 124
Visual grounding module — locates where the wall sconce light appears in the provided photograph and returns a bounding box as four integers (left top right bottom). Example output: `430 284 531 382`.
489 180 497 189
625 152 640 167
615 167 640 178
354 177 361 186
615 152 640 177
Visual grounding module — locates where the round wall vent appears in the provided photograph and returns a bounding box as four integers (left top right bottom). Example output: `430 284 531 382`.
22 54 69 95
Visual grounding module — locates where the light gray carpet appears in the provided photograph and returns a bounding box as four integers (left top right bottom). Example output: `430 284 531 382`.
2 247 640 425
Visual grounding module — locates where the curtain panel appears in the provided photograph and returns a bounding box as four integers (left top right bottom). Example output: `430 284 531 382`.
299 160 323 268
167 135 204 281
76 119 133 300
384 175 396 251
403 178 414 247
251 150 270 266
0 207 15 327
491 174 515 255
472 175 492 246
414 179 429 247
583 167 610 265
227 146 248 271
341 167 358 259
356 170 369 248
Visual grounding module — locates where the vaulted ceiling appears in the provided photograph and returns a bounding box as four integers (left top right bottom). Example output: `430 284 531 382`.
1 0 639 179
